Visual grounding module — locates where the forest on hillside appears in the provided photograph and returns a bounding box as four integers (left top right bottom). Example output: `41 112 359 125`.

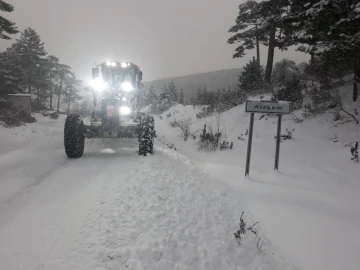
0 2 81 114
142 0 359 122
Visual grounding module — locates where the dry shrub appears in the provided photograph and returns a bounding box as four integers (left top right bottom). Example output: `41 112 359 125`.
169 118 192 140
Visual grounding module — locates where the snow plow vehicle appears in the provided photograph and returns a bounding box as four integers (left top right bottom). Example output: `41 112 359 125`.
64 61 155 158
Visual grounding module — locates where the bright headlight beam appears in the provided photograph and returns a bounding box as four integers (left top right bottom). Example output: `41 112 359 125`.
120 106 131 115
90 78 107 91
106 61 111 66
121 81 134 92
121 62 128 68
111 62 117 67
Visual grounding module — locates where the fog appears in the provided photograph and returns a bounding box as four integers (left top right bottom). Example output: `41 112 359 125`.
1 0 307 82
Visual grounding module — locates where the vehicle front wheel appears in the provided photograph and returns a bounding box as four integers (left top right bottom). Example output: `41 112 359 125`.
64 114 85 158
139 115 155 156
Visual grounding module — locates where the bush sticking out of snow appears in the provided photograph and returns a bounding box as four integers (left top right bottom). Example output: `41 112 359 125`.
220 141 233 150
350 142 359 162
169 118 193 141
234 212 265 254
238 135 245 141
198 124 221 151
166 143 177 151
234 213 247 244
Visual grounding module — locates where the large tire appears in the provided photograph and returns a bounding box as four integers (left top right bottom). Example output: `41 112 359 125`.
64 114 85 158
139 115 155 156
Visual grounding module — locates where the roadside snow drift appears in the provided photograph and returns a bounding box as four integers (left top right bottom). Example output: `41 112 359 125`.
154 86 360 270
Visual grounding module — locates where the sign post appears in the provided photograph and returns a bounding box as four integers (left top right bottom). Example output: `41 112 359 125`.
274 114 282 171
245 113 254 176
244 100 291 176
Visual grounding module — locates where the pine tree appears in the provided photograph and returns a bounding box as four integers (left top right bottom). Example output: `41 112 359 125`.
272 59 303 109
0 47 24 95
202 86 208 104
63 74 82 114
228 0 267 63
228 0 291 81
33 57 50 108
159 84 169 101
264 0 277 82
0 0 18 40
195 88 201 105
179 87 185 105
238 57 266 97
280 0 360 100
55 63 72 112
272 59 300 86
46 55 60 110
144 84 158 106
167 80 178 103
153 84 173 113
13 28 47 93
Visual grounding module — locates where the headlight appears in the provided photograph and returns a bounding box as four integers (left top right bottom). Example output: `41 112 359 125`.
120 106 131 115
121 62 128 68
121 81 134 92
90 78 107 91
106 61 117 67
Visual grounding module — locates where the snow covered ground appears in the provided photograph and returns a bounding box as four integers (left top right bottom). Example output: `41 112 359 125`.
0 115 292 269
155 84 360 270
1 80 359 270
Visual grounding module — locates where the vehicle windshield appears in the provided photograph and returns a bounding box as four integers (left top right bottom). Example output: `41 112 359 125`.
101 65 135 88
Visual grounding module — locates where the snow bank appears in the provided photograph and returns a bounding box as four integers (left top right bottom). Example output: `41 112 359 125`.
154 96 360 270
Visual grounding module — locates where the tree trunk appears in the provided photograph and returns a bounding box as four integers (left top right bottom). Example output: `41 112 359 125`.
256 25 260 65
353 53 360 102
57 81 62 113
67 88 72 114
265 0 277 82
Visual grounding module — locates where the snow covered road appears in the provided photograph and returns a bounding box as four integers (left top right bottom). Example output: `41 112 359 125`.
0 116 291 270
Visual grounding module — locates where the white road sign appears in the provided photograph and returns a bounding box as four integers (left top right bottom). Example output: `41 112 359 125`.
245 100 291 114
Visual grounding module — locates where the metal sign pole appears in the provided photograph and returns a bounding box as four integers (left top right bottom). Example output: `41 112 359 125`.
245 113 255 176
274 114 282 171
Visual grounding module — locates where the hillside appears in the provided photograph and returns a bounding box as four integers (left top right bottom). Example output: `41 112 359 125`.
144 68 242 99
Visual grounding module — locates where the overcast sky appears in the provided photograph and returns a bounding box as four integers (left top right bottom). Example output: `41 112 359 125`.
1 0 307 83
